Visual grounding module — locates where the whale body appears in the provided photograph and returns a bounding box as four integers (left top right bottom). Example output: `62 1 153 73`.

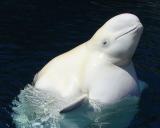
34 13 143 112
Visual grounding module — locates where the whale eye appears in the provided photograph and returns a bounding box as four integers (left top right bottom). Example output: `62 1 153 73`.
102 41 107 46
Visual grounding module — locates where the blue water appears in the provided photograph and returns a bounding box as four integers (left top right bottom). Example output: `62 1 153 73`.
0 0 160 128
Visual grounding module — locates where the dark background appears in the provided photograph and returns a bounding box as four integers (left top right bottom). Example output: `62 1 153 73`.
0 0 160 127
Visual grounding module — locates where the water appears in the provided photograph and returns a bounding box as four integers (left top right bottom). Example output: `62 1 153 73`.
0 0 160 128
12 85 140 128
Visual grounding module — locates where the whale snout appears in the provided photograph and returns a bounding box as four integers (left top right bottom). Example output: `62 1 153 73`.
105 13 143 34
115 22 143 40
103 13 143 41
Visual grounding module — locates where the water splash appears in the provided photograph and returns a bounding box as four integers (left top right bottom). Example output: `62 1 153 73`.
12 83 146 128
12 85 64 128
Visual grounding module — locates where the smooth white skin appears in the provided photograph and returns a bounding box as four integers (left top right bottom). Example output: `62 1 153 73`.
34 13 143 104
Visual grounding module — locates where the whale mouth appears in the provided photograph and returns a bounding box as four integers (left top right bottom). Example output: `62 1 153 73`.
115 24 142 40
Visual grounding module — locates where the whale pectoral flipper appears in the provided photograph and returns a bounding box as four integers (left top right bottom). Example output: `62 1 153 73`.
60 94 87 113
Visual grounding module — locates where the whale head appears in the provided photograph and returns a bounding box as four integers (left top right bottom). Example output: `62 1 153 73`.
89 13 143 66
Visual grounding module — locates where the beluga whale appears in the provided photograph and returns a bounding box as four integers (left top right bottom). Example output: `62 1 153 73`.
34 13 143 113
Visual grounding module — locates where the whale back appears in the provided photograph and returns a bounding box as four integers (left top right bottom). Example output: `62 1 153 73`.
34 43 90 97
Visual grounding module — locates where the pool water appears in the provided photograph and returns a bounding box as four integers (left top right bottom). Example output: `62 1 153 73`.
0 0 160 128
12 84 140 128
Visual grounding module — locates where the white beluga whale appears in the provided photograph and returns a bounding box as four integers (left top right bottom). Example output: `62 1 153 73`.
34 13 143 113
